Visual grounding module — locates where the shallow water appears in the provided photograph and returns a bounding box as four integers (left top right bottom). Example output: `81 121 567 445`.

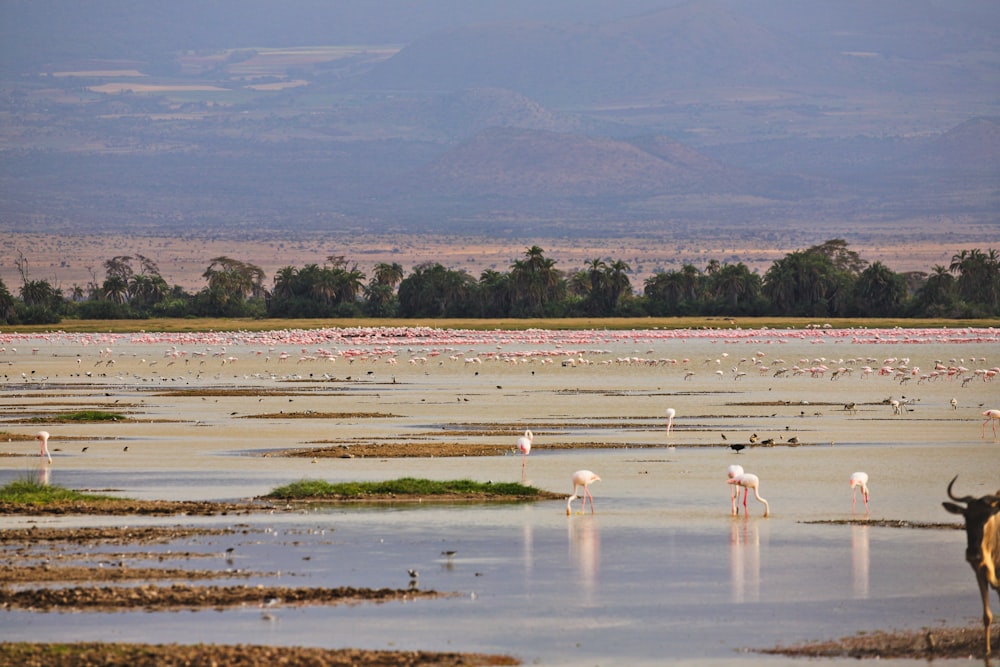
1 326 998 665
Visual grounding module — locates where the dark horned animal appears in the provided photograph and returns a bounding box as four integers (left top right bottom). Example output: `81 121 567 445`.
943 476 1000 656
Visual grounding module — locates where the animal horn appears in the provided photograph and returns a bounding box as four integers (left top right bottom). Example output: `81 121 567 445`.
946 475 976 504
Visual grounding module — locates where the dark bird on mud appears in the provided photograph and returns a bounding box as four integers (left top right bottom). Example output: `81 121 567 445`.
729 443 746 453
749 433 759 444
787 436 799 444
720 433 727 441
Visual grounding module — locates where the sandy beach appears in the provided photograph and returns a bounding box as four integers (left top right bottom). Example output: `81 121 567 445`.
1 325 998 665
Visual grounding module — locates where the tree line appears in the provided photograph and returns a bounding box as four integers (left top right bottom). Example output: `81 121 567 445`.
2 240 998 325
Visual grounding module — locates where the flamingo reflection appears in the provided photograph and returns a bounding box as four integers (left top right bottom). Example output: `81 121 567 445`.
568 517 600 605
729 515 760 603
851 523 870 599
37 465 51 486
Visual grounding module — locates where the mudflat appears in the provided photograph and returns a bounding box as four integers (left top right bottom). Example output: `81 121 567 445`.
1 324 998 665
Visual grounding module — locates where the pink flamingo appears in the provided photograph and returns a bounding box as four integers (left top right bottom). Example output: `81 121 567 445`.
849 471 870 511
665 408 676 434
36 430 52 464
566 470 600 515
727 464 745 514
982 409 1000 438
517 429 533 481
728 472 769 517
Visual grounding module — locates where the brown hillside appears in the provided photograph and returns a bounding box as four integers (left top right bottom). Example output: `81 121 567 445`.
409 126 737 198
919 117 1000 170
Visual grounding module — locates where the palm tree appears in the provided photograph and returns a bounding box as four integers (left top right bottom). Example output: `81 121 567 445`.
271 266 298 302
510 246 564 316
336 266 366 305
605 259 632 310
950 248 1000 312
711 263 759 312
372 262 404 289
679 264 702 304
202 256 264 311
913 265 957 316
853 261 906 316
582 258 608 314
477 269 512 317
643 270 687 314
102 276 129 305
0 278 17 323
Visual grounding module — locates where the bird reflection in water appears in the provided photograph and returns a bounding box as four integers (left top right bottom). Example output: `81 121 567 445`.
851 523 870 599
568 517 600 605
37 465 51 486
729 515 760 603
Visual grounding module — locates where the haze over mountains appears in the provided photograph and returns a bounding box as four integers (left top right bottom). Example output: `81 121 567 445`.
0 0 997 243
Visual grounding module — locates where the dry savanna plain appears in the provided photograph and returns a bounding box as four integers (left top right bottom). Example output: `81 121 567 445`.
0 229 980 295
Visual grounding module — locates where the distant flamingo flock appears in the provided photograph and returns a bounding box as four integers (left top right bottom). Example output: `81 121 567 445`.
0 326 996 388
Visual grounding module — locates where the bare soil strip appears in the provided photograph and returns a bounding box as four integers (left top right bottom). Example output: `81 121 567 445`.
0 642 520 667
759 626 995 661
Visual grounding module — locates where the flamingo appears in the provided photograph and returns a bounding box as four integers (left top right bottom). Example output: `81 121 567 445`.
517 429 533 481
982 409 1000 438
727 472 769 517
849 471 870 511
36 430 52 464
566 470 600 515
665 408 676 434
727 464 745 514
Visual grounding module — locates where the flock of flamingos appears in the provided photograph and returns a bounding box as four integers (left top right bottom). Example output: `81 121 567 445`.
6 324 997 521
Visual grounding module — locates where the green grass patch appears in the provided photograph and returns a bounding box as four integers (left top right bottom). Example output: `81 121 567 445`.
0 478 119 504
266 477 551 500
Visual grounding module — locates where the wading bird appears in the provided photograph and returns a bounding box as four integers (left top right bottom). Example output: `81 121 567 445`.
982 409 1000 439
665 408 676 435
728 472 769 517
35 431 52 465
566 470 600 515
517 429 533 481
727 464 745 514
850 472 870 511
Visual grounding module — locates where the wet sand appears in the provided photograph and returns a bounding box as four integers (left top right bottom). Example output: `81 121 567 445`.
1 325 998 664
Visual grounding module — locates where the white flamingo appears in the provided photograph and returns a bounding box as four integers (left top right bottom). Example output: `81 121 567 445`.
982 409 1000 438
665 408 676 435
849 471 870 511
517 429 533 481
36 430 52 465
727 464 745 514
566 470 600 515
727 472 769 517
